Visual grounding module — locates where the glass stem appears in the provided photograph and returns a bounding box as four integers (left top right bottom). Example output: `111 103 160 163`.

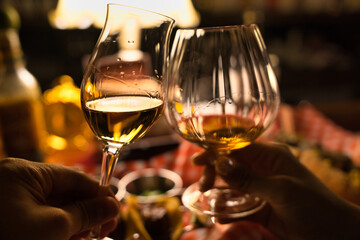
99 144 122 186
88 145 122 239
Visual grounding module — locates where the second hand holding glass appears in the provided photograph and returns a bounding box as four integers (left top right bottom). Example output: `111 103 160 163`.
166 25 280 219
81 4 174 239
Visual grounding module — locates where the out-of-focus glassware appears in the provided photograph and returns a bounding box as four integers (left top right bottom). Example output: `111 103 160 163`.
116 168 183 202
114 168 183 240
166 24 280 219
0 4 46 162
80 4 174 239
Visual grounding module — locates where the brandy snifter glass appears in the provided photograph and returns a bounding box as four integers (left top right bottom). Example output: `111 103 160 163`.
166 24 280 219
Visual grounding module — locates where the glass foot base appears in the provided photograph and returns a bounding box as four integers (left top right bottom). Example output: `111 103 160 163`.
182 182 265 218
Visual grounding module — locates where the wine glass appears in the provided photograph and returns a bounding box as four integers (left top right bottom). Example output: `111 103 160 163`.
166 24 280 219
81 4 174 238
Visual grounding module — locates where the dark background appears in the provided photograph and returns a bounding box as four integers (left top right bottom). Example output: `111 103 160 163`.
6 0 360 131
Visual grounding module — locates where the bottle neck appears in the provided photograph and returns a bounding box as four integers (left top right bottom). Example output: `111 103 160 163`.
0 28 25 71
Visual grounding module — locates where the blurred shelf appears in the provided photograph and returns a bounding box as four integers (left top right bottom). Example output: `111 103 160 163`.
265 12 360 28
279 66 360 103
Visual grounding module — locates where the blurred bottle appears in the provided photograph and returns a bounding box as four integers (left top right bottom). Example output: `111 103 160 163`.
0 4 46 162
43 75 100 172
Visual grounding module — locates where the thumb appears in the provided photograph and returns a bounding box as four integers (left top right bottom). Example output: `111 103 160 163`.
63 196 120 234
215 156 268 196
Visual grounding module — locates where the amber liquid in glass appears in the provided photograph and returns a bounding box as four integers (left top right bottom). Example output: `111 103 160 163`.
83 95 163 146
177 114 264 152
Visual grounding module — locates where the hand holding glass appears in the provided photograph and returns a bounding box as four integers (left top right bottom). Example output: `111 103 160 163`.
166 25 280 219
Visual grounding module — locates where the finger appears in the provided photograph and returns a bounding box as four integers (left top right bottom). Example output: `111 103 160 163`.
199 165 216 192
0 159 104 200
215 156 252 192
63 196 120 234
99 219 118 238
48 185 114 207
192 150 214 166
215 155 271 197
228 142 299 176
37 163 101 199
99 185 115 197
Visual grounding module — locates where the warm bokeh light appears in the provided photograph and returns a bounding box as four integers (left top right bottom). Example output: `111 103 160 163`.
48 0 200 29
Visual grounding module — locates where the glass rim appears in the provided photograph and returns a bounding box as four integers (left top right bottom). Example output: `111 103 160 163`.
177 24 259 33
107 3 175 23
